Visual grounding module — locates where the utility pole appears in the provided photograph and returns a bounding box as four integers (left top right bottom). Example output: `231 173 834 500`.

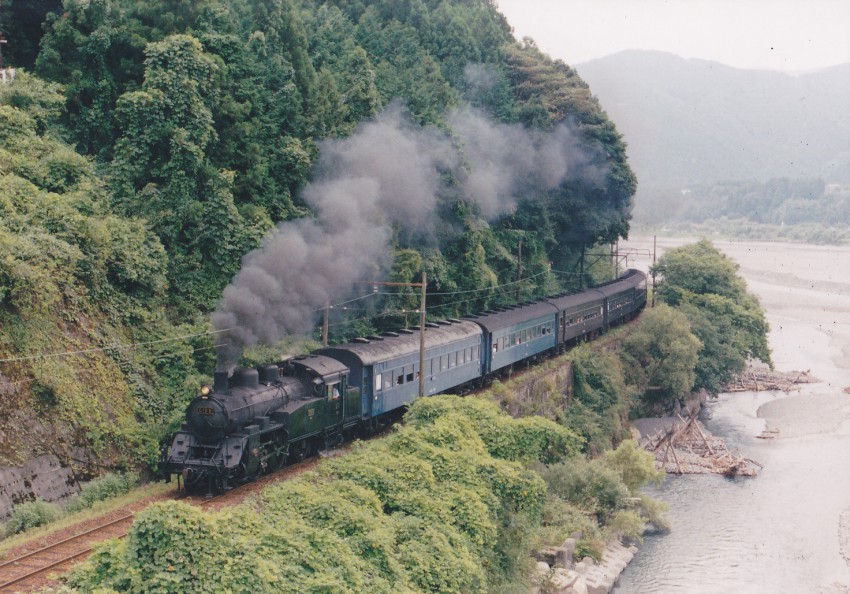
652 235 657 308
515 239 522 302
322 301 329 347
355 275 427 397
579 246 585 288
419 272 426 399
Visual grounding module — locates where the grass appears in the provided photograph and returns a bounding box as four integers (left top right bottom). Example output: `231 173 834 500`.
0 481 173 558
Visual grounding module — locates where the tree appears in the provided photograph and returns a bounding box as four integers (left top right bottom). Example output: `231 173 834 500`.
653 240 772 393
620 304 701 410
111 34 269 311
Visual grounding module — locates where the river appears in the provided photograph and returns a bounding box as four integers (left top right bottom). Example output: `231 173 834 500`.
614 237 850 594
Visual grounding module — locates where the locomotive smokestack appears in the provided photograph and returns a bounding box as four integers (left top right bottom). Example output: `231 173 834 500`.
213 370 229 392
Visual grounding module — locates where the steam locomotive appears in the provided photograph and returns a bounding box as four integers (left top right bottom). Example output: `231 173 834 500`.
160 269 647 492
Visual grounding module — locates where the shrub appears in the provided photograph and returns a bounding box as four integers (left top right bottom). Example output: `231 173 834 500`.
534 493 598 550
5 499 61 535
66 472 139 514
606 509 645 542
541 458 630 523
601 440 664 493
405 394 583 463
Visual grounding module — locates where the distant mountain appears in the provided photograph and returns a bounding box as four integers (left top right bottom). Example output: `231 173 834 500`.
575 51 850 188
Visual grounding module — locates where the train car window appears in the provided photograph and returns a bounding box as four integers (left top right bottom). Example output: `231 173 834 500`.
492 342 498 353
383 373 393 390
440 355 448 370
375 373 382 392
397 372 404 386
449 352 456 368
406 371 414 383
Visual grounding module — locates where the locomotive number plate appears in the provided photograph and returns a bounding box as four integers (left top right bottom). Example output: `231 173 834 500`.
308 409 315 419
197 407 215 415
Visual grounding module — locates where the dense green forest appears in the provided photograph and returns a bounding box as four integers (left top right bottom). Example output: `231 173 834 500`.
634 177 850 244
0 0 635 475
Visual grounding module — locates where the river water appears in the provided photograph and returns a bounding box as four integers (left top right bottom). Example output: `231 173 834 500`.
614 238 850 594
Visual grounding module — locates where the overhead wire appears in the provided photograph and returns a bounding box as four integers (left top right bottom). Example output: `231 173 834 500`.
0 267 601 364
0 329 232 365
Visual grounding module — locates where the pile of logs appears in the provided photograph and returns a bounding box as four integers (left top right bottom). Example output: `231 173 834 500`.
642 414 762 477
725 367 819 393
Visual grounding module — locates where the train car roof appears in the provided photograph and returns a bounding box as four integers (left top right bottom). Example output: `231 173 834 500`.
593 269 647 297
465 301 558 333
315 320 482 366
289 354 349 377
545 289 605 311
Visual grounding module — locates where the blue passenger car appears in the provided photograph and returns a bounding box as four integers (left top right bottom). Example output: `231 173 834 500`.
546 290 606 345
316 320 483 419
594 269 647 327
468 302 559 375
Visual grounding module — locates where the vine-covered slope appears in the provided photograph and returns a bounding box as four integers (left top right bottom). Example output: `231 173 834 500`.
0 0 634 477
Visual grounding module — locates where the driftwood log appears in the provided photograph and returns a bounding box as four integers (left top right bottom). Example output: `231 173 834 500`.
725 367 819 393
642 414 762 477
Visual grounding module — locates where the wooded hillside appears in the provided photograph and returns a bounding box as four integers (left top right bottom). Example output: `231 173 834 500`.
0 0 635 478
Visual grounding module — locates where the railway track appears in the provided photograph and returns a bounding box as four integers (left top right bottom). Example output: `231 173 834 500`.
0 456 323 593
0 510 139 593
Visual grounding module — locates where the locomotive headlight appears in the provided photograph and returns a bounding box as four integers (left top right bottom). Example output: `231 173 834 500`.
200 384 211 397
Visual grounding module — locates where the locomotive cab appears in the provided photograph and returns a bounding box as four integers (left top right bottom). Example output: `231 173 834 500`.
160 356 354 493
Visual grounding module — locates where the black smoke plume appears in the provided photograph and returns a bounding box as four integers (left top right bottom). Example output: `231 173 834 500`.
212 103 606 368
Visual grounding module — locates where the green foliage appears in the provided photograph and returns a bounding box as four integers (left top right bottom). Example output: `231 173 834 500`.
606 509 646 542
619 304 701 410
538 441 668 551
69 397 570 592
0 74 182 470
404 394 583 464
65 472 139 514
653 240 772 393
541 458 630 524
534 493 598 552
31 0 637 320
600 440 664 493
635 177 850 236
562 346 632 453
4 499 61 535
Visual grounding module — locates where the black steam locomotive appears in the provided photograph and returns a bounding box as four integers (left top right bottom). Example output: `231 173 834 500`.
160 269 647 492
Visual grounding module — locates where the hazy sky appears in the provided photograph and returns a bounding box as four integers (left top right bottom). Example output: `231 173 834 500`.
496 0 850 73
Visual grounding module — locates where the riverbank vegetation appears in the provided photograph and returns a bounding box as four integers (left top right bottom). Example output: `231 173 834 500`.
64 396 664 594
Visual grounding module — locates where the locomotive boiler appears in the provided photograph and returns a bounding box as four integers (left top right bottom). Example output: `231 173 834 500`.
161 355 355 492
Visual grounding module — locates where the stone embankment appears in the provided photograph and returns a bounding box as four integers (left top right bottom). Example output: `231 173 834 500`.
531 535 637 594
